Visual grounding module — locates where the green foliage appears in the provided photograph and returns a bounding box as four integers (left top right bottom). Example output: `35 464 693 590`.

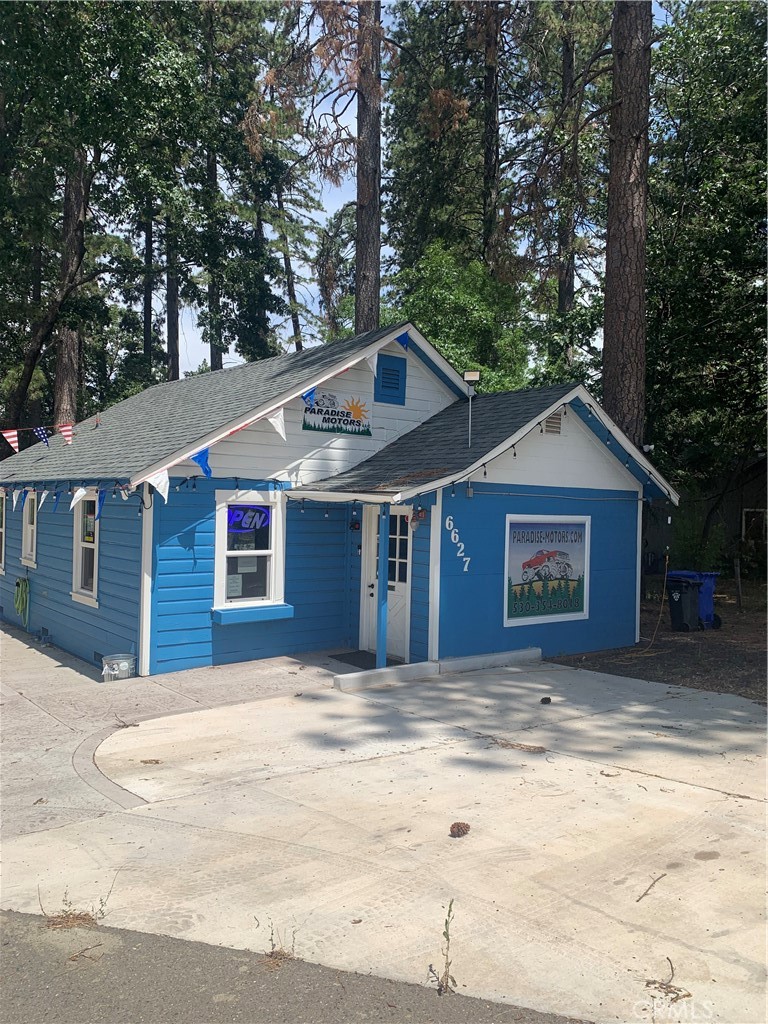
646 1 767 489
391 243 528 391
669 499 727 572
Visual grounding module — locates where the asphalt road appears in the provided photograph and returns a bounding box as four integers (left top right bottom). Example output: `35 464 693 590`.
0 911 589 1024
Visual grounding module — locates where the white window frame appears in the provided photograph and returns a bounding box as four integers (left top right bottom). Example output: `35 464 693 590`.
213 489 286 609
20 492 37 568
0 491 6 574
71 490 99 608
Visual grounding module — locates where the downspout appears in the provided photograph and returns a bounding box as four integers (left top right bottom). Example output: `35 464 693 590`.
376 503 389 668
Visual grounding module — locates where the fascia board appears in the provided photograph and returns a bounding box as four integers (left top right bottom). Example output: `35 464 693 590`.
129 327 413 488
286 490 394 504
404 324 471 397
569 386 680 505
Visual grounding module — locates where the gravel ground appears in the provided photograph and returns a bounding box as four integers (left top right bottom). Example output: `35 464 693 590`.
552 577 766 704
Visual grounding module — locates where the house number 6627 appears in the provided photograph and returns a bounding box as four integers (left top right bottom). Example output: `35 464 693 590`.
444 515 471 572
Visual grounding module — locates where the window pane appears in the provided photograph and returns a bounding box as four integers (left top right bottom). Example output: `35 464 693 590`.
28 499 35 526
226 555 268 599
398 538 408 559
399 516 408 536
387 560 396 582
398 562 408 583
80 547 95 592
388 537 397 558
82 501 96 543
389 520 397 540
227 505 271 552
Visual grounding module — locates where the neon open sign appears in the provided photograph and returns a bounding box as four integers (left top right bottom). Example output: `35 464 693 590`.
227 506 271 532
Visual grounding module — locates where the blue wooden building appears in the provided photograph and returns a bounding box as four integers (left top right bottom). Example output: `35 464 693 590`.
0 323 677 677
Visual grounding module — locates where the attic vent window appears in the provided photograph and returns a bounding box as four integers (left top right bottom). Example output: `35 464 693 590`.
544 412 562 435
374 353 407 406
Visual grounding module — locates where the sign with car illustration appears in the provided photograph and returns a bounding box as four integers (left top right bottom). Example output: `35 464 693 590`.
302 388 372 436
504 516 590 625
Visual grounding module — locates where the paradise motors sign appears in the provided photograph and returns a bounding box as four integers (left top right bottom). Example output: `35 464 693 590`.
302 389 372 436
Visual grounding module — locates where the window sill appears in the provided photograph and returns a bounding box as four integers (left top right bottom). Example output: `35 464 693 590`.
71 592 99 609
212 603 294 625
20 557 36 569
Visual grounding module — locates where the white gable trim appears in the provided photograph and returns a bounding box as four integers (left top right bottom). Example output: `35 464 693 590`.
129 324 469 489
391 385 679 505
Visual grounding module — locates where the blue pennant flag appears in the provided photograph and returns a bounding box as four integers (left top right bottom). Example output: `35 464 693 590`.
395 331 410 350
33 427 49 447
301 387 316 408
95 488 107 520
190 448 212 478
19 489 28 511
52 491 61 511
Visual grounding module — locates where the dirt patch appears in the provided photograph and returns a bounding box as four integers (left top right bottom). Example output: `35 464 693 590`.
552 577 766 704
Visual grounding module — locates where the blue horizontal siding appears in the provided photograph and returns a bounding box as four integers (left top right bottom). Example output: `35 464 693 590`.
150 478 362 674
438 482 640 659
0 489 141 665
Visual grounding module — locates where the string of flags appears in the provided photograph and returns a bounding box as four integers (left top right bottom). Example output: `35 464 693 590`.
1 424 74 453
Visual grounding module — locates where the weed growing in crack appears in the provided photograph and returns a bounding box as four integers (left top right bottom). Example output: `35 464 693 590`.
38 869 121 930
253 916 297 971
428 898 457 995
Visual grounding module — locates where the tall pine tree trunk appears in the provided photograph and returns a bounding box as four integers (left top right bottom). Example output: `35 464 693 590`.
7 149 92 427
602 0 651 446
355 0 381 335
276 185 302 351
166 216 180 381
207 149 222 371
482 1 501 267
53 326 79 426
143 207 153 363
556 0 576 366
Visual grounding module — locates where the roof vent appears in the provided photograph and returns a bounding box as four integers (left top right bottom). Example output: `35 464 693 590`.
544 412 562 435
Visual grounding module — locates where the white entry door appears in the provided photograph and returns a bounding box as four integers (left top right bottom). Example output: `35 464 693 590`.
360 506 412 661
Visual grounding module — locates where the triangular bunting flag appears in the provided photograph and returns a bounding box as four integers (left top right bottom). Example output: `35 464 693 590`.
190 448 212 478
95 489 107 520
38 490 49 510
52 491 61 512
58 423 74 444
12 489 20 511
19 489 28 512
33 426 49 447
301 387 316 408
267 408 286 441
395 331 410 349
2 430 19 453
147 469 170 503
366 353 379 377
69 486 87 511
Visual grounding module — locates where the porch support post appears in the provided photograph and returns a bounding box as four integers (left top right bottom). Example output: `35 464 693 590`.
376 503 390 668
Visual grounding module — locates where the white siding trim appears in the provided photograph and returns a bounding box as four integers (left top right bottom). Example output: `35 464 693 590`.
71 488 100 604
138 483 153 677
428 489 442 661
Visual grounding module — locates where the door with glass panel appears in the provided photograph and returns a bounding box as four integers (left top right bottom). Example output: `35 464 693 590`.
360 506 412 661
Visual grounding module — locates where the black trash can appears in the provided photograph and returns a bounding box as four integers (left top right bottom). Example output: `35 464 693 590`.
667 577 702 632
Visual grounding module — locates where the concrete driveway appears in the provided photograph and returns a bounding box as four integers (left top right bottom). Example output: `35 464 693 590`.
1 625 764 1024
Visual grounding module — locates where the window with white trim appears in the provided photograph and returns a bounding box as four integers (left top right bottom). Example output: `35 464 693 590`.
21 492 37 567
72 494 99 606
0 491 6 573
214 490 285 608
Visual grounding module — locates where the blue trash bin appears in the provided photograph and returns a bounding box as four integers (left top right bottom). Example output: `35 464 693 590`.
668 570 721 629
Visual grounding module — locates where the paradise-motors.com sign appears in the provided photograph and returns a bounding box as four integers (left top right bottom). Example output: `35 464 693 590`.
504 515 590 626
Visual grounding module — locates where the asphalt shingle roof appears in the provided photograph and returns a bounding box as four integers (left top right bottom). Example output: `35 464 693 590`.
0 325 404 486
297 381 578 496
